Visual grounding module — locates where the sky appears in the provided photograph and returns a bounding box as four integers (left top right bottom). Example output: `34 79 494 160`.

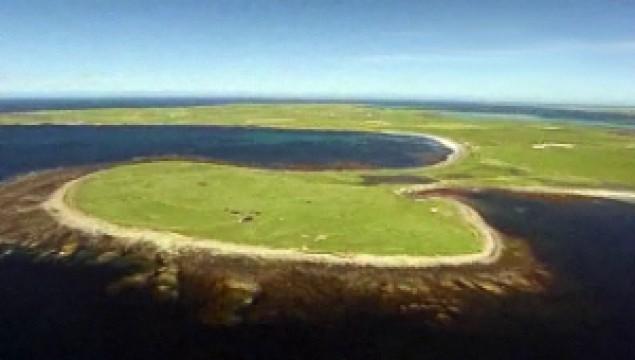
1 0 634 104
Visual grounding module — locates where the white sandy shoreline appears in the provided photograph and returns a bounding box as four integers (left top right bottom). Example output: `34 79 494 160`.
398 183 635 203
375 130 466 169
42 173 502 268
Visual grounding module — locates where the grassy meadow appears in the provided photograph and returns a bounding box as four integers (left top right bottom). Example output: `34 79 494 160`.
69 162 481 256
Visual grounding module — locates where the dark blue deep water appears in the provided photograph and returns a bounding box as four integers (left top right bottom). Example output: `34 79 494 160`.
0 125 450 180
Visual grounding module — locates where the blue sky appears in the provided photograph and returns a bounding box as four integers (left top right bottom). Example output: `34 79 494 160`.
1 0 634 104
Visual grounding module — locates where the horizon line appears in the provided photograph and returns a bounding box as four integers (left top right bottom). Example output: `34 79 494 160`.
1 92 634 108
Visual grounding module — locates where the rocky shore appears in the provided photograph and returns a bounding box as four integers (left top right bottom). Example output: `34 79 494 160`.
0 166 549 328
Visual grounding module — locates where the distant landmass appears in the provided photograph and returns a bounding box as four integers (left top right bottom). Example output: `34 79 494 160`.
0 97 634 127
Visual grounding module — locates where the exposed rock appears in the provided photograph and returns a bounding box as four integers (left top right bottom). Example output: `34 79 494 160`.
239 215 254 223
440 279 463 291
396 283 418 295
58 241 79 256
153 284 178 302
154 267 178 288
197 276 261 326
107 272 153 294
0 249 14 259
94 251 120 264
435 312 453 325
476 282 506 295
452 278 476 290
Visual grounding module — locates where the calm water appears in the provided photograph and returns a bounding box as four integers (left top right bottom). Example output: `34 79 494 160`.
0 125 450 180
457 190 635 358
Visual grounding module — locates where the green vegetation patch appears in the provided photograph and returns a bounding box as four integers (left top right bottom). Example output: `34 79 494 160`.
69 162 482 256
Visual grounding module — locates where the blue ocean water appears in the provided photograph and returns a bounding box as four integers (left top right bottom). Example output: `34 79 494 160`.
0 125 450 180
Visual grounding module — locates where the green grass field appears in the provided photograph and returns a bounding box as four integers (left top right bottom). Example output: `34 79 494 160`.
4 104 634 256
70 162 481 256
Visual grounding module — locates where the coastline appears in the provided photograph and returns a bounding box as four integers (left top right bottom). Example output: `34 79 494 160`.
377 130 467 169
0 166 554 343
398 183 635 203
42 171 502 268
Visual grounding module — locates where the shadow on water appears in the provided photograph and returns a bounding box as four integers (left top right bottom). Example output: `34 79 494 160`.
360 174 436 186
454 190 635 357
0 247 454 360
0 246 596 360
461 191 635 296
